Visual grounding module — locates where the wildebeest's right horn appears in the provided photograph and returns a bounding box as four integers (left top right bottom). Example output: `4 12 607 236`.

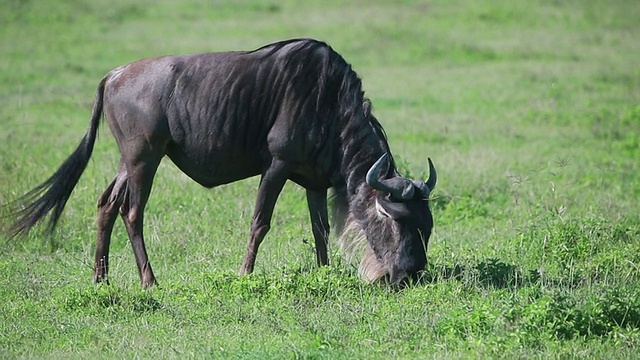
366 153 415 201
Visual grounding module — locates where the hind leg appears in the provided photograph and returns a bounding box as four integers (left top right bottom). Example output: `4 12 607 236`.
94 164 127 284
120 157 162 288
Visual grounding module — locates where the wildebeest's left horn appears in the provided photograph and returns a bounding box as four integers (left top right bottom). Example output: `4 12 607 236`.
425 157 437 191
414 158 437 198
366 153 415 201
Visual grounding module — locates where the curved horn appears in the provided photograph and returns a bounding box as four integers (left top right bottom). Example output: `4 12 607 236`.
413 158 437 199
366 153 415 201
425 157 437 193
365 154 391 192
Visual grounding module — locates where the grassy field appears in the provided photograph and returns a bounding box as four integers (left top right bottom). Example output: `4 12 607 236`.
1 0 639 358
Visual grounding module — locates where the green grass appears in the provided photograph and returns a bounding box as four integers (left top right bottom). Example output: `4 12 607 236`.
1 0 640 358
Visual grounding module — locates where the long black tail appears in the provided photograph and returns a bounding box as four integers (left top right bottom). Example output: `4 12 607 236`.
9 77 108 237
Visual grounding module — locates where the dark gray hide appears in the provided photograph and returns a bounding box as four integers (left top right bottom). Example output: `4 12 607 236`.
8 39 437 287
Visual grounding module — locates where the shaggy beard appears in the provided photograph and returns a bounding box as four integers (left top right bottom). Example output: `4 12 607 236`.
337 211 397 283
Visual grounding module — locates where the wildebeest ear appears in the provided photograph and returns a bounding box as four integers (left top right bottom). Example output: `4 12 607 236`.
376 196 412 220
363 98 372 117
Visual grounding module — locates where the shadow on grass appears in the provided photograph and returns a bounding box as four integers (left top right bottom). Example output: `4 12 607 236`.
411 258 584 290
59 285 164 313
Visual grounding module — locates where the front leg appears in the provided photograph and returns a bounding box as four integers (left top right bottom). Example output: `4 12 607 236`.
306 188 330 267
239 159 293 275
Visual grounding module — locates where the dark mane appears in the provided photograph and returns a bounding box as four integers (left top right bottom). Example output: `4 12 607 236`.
364 101 396 170
258 38 364 114
249 38 322 57
248 39 393 186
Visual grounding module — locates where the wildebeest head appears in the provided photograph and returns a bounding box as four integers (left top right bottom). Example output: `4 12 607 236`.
344 153 437 285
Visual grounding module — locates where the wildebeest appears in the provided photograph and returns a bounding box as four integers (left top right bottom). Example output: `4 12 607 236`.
9 39 437 287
